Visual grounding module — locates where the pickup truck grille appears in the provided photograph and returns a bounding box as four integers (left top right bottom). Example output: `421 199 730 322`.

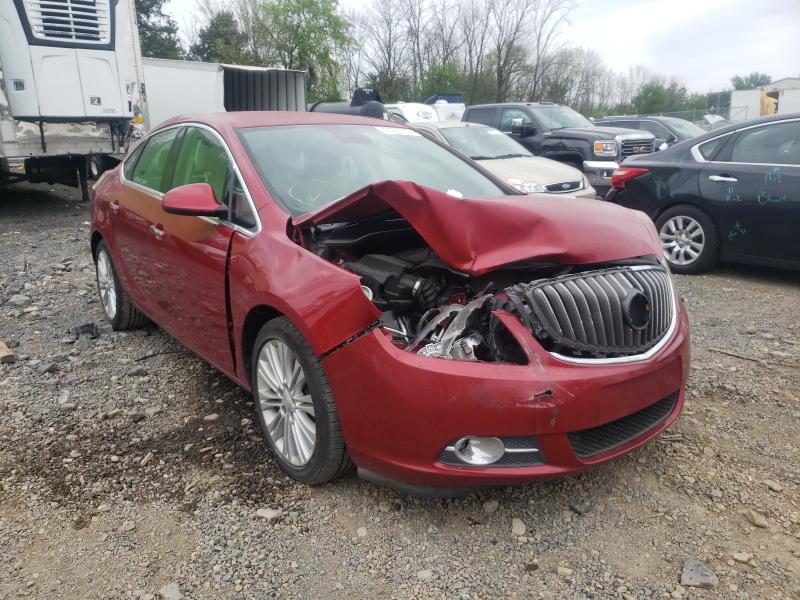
23 0 111 44
545 180 583 193
506 266 674 359
620 139 654 158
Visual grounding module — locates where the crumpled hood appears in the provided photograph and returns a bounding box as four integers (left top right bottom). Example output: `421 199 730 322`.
477 156 584 186
292 180 662 275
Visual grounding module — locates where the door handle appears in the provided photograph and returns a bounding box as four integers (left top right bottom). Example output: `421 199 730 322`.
709 175 738 183
149 224 165 241
109 201 119 214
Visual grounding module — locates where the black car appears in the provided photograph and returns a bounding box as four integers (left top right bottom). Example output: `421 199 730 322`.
462 102 655 194
605 113 800 274
594 115 706 149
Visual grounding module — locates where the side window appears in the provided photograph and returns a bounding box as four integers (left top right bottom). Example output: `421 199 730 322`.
464 107 497 128
500 108 531 132
130 128 180 192
697 135 729 161
123 140 146 180
731 121 800 166
639 121 670 138
171 127 231 201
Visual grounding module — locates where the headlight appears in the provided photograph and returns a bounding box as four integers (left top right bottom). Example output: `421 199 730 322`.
593 140 616 156
507 178 547 193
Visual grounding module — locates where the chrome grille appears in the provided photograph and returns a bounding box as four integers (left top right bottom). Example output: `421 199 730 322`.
620 139 654 158
506 266 674 358
545 180 582 193
23 0 111 44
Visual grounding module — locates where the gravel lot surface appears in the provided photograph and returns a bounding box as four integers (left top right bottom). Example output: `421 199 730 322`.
1 183 798 600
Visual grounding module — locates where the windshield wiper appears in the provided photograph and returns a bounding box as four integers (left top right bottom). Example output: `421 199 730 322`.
471 153 529 160
493 153 530 159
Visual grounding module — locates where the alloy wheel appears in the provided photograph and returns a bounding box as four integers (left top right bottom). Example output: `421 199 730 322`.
96 250 117 320
256 339 316 466
659 215 705 266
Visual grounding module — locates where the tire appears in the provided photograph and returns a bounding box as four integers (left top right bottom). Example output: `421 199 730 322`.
251 317 352 484
656 204 719 274
94 240 149 330
88 154 104 180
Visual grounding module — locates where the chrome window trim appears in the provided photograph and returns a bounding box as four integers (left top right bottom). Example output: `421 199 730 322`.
549 265 679 365
119 122 262 237
690 117 800 164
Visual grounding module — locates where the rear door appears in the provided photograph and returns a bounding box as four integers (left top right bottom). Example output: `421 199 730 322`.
463 107 499 128
699 118 800 263
115 126 182 320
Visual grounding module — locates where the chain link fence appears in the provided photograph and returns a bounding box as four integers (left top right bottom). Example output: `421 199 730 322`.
639 106 750 127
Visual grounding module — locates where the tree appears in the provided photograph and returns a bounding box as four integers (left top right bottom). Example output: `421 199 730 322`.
135 0 184 59
189 11 250 64
731 72 771 90
257 0 351 100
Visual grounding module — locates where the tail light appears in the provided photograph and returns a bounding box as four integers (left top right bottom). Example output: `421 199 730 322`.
611 167 649 189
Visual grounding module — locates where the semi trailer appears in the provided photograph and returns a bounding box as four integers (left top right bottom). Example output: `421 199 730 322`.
0 0 145 200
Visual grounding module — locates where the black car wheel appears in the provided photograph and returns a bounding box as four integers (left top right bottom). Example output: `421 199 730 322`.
251 317 352 484
656 205 719 274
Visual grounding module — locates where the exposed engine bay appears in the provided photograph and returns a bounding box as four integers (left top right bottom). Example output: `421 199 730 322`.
301 214 575 364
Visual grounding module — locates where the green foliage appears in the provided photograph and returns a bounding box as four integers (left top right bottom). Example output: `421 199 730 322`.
420 64 467 101
190 11 251 64
731 72 771 90
632 81 708 115
135 0 184 59
258 0 351 100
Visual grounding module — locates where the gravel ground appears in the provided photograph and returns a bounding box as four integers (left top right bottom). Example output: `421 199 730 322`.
0 182 798 600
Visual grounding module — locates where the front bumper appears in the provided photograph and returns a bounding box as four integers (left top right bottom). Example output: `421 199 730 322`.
582 160 619 189
323 302 690 491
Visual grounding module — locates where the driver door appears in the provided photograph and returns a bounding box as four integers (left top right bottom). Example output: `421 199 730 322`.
501 107 542 154
147 126 241 374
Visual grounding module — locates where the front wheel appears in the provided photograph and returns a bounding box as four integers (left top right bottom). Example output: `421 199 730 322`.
656 205 719 274
251 317 352 484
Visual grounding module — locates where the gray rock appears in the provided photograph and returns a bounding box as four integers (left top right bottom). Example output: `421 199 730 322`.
745 509 769 528
416 569 434 582
8 294 31 307
511 518 526 536
680 558 718 588
256 508 283 523
158 582 182 600
482 499 499 515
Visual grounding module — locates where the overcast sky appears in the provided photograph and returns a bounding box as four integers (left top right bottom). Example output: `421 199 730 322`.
164 0 800 93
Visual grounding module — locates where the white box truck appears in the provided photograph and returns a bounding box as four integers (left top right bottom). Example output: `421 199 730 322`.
0 0 145 198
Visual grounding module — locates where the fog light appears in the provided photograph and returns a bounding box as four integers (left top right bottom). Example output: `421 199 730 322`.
453 436 505 465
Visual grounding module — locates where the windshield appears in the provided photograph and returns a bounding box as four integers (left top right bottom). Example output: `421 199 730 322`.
663 117 705 140
239 124 505 215
439 126 532 160
529 106 592 130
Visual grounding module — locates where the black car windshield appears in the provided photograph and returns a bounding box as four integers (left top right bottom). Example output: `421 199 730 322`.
239 124 506 215
663 117 705 140
529 105 592 130
439 126 532 160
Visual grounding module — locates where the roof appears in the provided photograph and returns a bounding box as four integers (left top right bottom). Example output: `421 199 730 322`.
675 112 800 144
467 102 560 109
156 111 402 130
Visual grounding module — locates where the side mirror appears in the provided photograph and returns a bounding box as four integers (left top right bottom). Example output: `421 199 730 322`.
162 183 227 218
510 118 536 137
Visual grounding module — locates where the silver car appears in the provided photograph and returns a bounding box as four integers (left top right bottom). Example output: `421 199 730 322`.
413 121 596 198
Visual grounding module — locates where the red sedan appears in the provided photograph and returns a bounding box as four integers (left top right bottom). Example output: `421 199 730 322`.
90 112 690 494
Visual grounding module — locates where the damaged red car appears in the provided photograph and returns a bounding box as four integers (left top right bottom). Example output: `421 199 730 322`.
90 112 690 494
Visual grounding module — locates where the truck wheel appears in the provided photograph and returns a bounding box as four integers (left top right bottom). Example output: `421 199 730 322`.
88 154 105 180
251 317 352 484
656 205 719 274
94 240 149 330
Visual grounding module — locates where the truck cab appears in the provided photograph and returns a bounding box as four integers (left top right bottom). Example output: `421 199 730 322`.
463 102 655 194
